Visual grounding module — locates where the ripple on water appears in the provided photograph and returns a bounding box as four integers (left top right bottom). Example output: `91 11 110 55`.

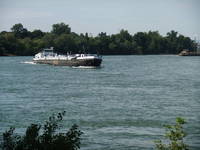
0 56 200 150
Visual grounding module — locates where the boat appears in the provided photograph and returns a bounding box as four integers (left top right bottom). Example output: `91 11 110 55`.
33 47 102 67
178 49 200 56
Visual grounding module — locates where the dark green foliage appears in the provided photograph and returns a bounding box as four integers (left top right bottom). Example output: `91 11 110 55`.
2 112 83 150
11 23 30 39
2 127 16 150
31 30 45 39
11 23 24 37
155 117 189 150
51 23 71 35
0 23 197 56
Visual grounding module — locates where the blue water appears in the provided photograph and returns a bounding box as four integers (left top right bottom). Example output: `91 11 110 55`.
0 56 200 149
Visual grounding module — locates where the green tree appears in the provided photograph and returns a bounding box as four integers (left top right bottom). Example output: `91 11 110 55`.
96 32 111 54
2 112 83 150
31 30 45 39
133 32 150 54
166 30 179 54
119 29 132 41
42 33 56 48
51 23 71 35
54 33 78 54
11 23 30 38
155 117 189 150
147 31 163 54
0 32 19 55
0 23 197 55
18 38 37 55
11 24 24 34
0 33 7 55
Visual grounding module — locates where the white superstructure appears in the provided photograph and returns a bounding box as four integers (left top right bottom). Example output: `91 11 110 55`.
33 47 101 61
33 47 102 66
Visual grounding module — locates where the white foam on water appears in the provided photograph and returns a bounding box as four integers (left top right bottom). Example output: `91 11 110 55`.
21 61 36 65
72 66 101 69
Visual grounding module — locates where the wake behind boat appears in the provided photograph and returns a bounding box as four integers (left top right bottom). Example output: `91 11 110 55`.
33 47 102 67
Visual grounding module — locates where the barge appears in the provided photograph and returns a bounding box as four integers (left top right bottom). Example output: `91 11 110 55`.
33 47 102 67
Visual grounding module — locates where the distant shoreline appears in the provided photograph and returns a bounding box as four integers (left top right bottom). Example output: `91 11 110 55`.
0 23 197 57
0 54 178 57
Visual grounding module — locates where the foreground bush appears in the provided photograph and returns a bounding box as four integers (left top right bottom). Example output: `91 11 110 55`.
2 111 83 150
155 117 189 150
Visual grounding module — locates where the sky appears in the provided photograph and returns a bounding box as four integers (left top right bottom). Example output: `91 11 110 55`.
0 0 199 39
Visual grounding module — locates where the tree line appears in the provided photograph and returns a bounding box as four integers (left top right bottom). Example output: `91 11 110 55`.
0 22 197 56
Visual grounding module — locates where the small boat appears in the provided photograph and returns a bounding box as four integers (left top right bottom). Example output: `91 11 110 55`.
33 47 102 67
179 49 200 56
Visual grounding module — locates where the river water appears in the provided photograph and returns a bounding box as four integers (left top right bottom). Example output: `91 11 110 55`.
0 55 199 149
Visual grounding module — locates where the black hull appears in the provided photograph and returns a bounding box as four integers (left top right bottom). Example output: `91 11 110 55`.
33 58 102 67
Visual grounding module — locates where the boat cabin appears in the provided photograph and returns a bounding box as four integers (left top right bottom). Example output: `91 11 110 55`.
42 47 54 56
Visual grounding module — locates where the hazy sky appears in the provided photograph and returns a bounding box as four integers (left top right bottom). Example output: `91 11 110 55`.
0 0 199 38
